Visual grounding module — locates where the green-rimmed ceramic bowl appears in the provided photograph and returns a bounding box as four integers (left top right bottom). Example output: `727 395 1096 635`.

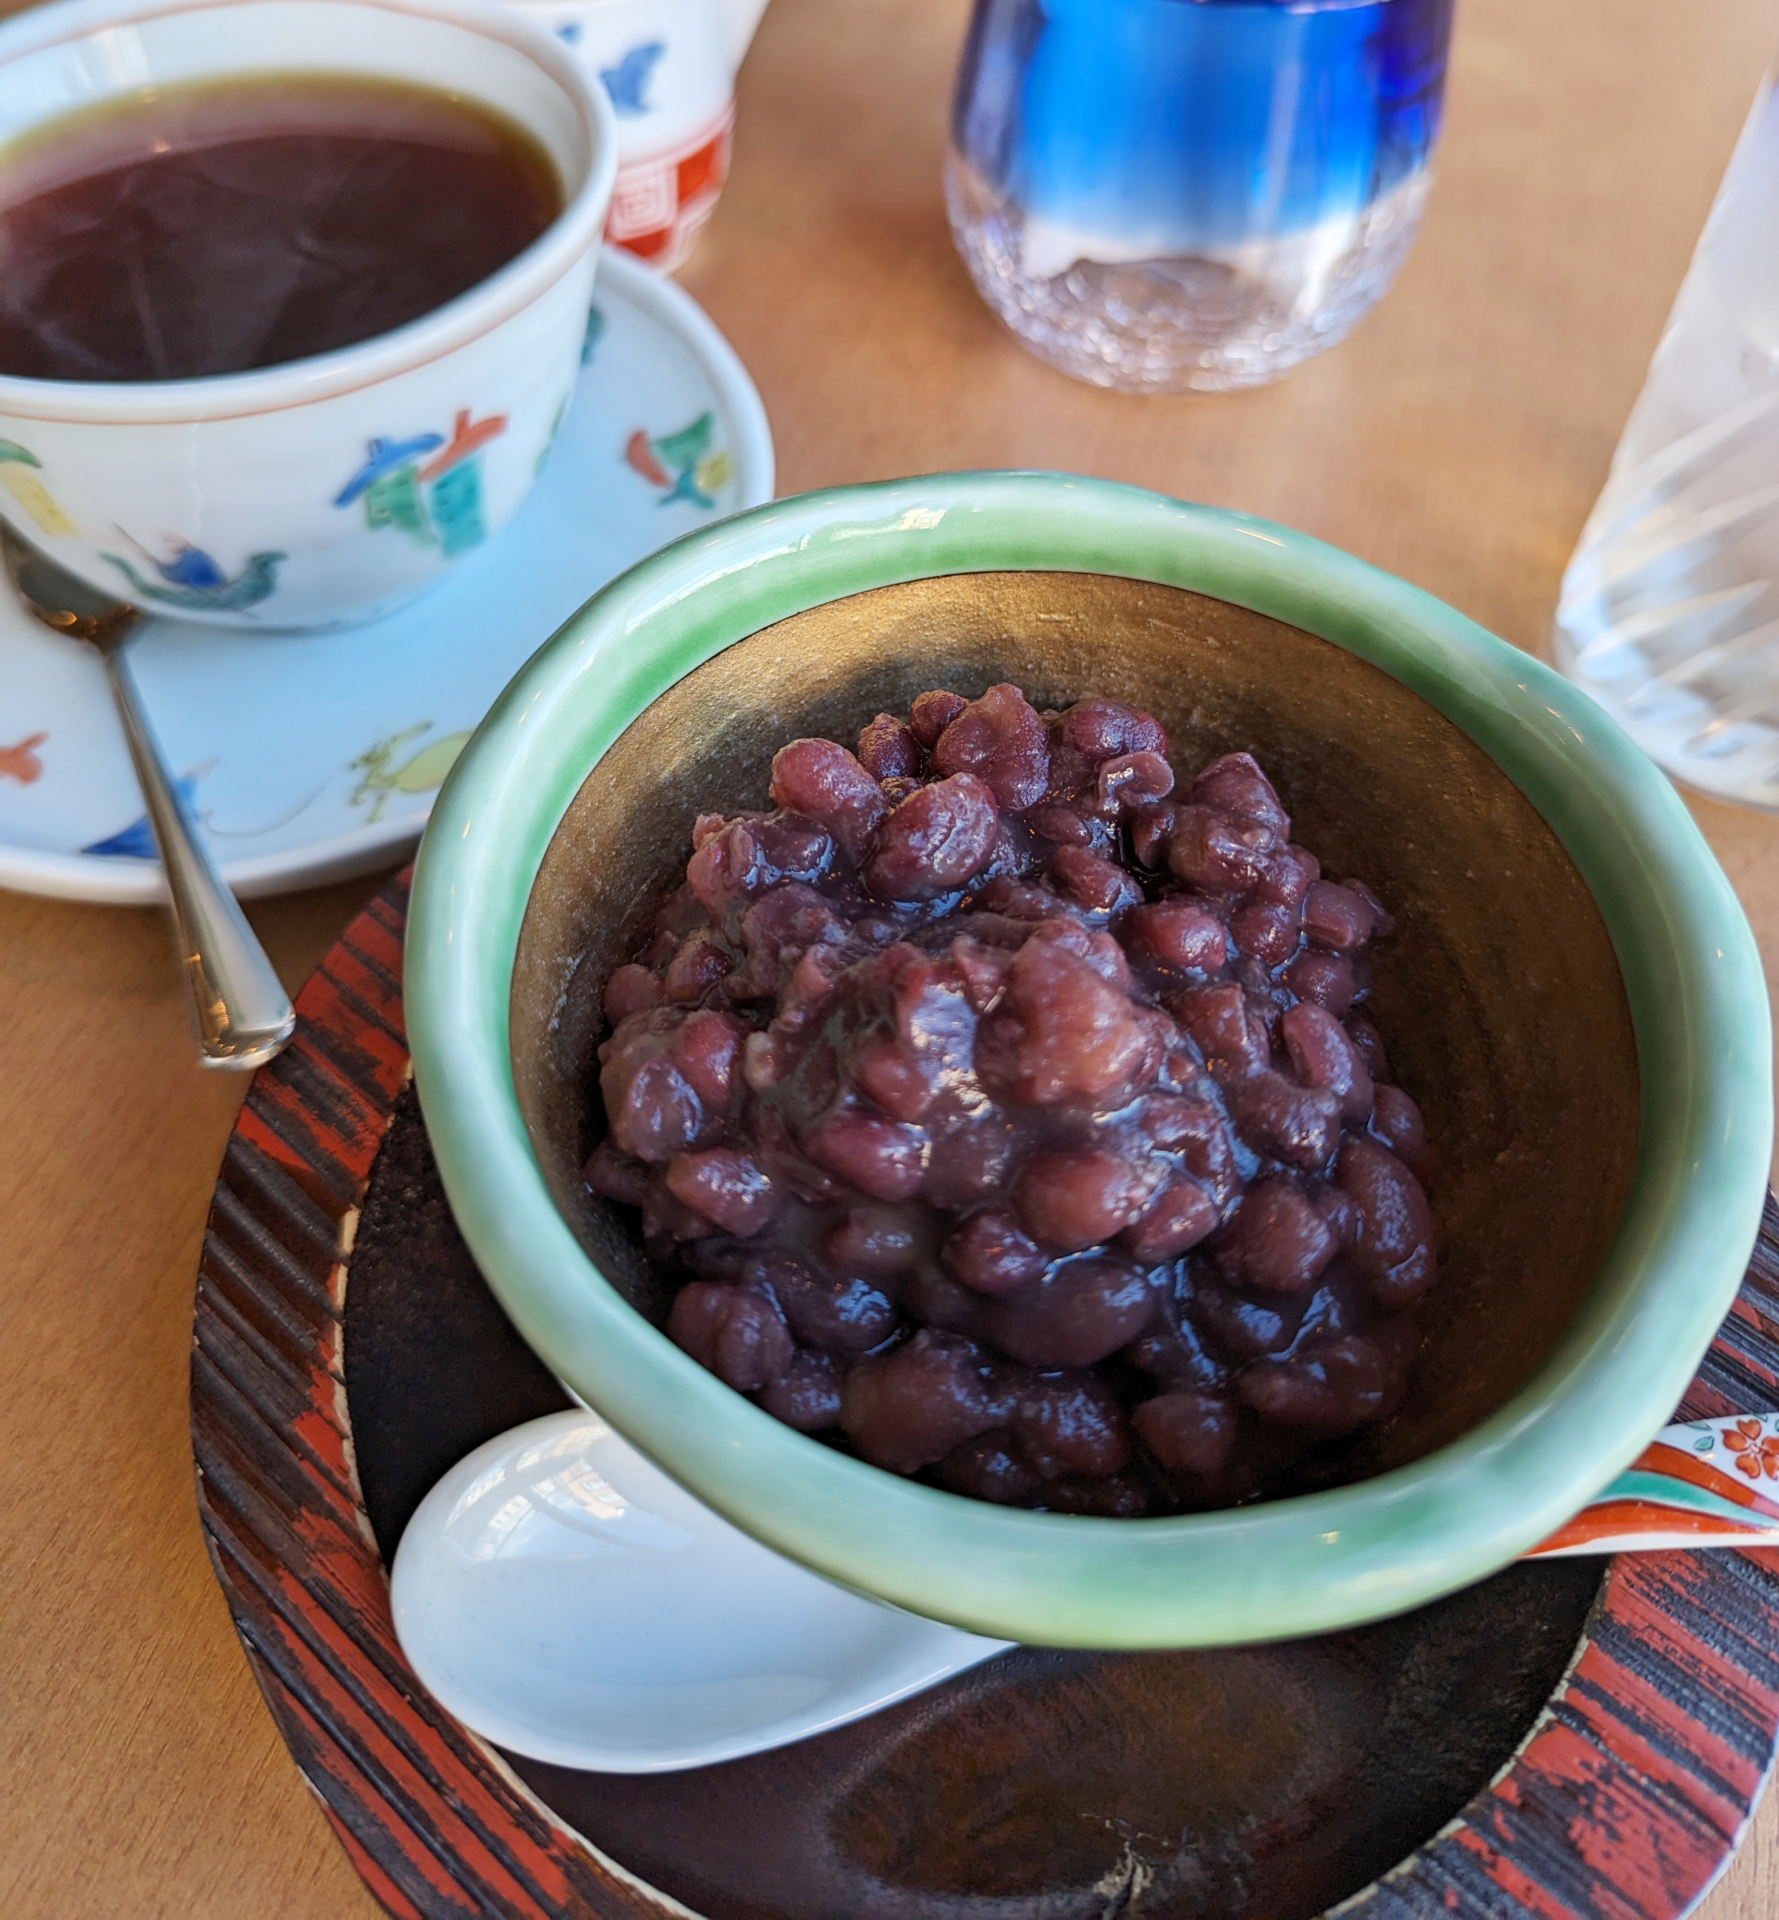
405 472 1773 1648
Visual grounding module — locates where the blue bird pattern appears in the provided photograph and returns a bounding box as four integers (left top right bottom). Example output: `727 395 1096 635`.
82 771 204 858
601 41 665 116
101 546 286 612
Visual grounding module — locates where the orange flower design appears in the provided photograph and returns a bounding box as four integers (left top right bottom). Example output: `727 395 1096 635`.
1723 1418 1779 1480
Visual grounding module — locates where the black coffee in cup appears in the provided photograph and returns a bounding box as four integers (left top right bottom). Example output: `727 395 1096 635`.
0 74 563 383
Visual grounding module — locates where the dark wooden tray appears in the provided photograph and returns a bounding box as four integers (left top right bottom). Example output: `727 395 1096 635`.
192 872 1779 1919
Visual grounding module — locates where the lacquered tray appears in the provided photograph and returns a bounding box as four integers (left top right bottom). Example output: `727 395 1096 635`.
192 870 1779 1919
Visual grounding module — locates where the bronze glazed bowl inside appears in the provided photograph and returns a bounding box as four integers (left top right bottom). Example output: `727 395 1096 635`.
405 474 1772 1647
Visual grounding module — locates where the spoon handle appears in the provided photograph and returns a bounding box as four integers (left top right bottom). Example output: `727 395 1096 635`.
105 649 295 1070
1528 1412 1779 1556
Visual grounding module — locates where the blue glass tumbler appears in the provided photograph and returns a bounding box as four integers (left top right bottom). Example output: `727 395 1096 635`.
947 0 1454 392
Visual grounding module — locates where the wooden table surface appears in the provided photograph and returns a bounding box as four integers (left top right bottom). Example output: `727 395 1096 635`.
5 0 1779 1912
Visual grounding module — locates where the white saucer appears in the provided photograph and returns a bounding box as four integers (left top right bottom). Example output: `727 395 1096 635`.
0 248 773 903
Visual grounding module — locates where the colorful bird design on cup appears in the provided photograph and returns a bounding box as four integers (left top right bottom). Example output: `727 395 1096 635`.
601 41 666 117
100 540 286 612
5 433 284 612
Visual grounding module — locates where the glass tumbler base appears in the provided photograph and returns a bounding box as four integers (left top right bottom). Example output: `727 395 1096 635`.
944 153 1430 394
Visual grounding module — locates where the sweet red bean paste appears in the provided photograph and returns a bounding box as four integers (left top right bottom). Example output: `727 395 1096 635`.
585 685 1436 1515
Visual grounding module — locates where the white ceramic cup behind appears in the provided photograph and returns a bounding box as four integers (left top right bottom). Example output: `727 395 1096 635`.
506 0 768 269
0 0 619 630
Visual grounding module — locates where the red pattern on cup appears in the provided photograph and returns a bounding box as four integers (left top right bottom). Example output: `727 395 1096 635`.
605 101 733 270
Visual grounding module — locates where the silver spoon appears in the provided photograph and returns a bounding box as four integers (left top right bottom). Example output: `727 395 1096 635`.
1 525 295 1069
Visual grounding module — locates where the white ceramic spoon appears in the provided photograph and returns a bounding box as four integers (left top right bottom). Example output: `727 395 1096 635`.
389 1409 1012 1773
391 1403 1779 1774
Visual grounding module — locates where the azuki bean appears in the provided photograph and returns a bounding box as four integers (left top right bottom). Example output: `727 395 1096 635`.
840 1330 999 1473
1014 1372 1132 1477
858 713 922 780
938 1430 1043 1504
1125 900 1228 973
1302 880 1375 952
584 1140 650 1206
1014 1148 1156 1253
1052 845 1144 917
984 1256 1154 1369
1338 1136 1438 1305
1187 752 1289 839
805 1110 929 1201
750 1249 900 1355
824 1206 921 1275
1228 1071 1343 1170
932 683 1052 811
1213 1177 1337 1293
943 1208 1050 1293
1166 806 1275 894
1121 1178 1219 1261
592 688 1435 1516
1229 899 1301 967
1239 1334 1392 1434
1369 1082 1427 1164
1191 1284 1299 1359
760 1351 844 1430
1134 1390 1238 1480
665 1147 778 1237
1282 947 1356 1015
1004 936 1155 1105
603 962 664 1023
1123 1302 1229 1391
909 689 968 747
863 773 1000 901
667 1282 793 1392
769 739 886 862
1281 1000 1374 1123
1098 750 1175 811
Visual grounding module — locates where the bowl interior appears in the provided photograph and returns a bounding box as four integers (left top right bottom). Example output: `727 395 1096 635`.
511 570 1640 1488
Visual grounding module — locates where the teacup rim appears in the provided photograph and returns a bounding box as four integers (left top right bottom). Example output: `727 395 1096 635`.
0 0 618 423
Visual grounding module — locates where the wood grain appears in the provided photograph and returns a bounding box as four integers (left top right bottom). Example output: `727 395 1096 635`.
198 872 1779 1920
3 0 1779 1912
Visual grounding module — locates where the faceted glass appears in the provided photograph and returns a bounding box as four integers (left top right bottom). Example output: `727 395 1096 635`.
947 0 1454 392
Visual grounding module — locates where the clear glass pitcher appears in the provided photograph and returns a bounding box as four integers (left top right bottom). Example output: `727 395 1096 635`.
1553 75 1779 812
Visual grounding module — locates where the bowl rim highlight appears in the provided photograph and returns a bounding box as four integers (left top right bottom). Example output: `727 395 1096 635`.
405 471 1774 1649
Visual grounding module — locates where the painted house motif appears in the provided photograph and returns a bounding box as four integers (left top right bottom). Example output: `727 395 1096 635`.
335 411 508 558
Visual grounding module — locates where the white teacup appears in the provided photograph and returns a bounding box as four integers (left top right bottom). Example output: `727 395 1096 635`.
0 0 619 631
